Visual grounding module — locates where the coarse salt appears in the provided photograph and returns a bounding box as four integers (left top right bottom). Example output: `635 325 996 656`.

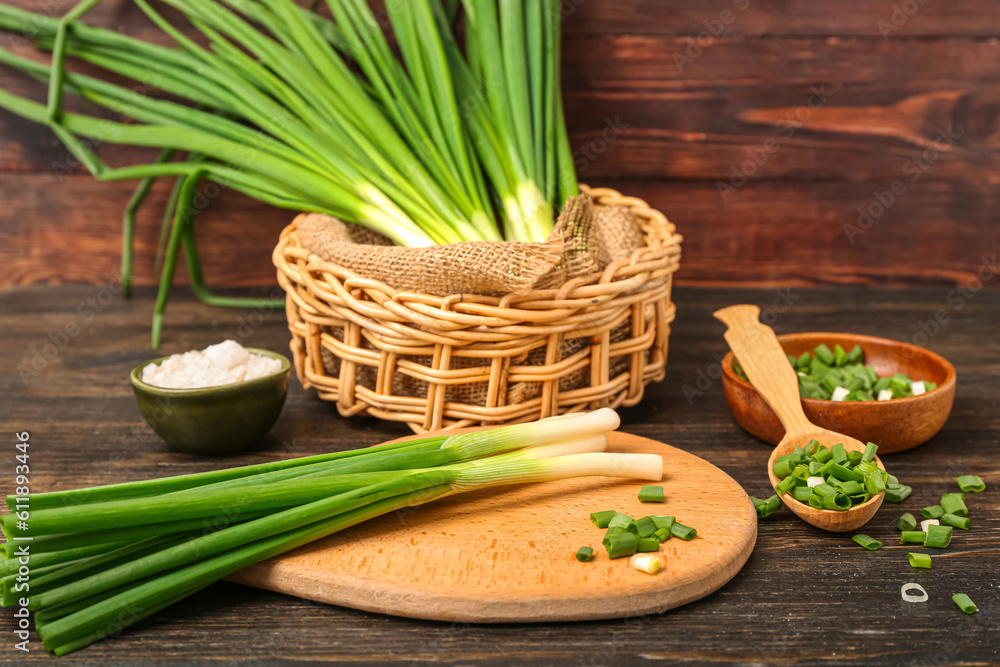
142 340 281 389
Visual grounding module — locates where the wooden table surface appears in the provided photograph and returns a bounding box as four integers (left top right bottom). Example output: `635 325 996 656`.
1 284 997 665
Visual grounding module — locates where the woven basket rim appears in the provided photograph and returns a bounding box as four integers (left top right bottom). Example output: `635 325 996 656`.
273 183 682 307
273 183 681 432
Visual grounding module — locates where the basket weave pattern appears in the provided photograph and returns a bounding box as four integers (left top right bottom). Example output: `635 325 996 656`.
273 185 682 432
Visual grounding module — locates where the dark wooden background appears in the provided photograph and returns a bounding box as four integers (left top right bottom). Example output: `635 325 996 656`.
1 0 999 289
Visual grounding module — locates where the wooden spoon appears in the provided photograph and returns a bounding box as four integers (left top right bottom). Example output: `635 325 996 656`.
714 305 884 532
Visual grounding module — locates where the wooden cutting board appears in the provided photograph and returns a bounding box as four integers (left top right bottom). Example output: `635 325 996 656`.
228 432 757 622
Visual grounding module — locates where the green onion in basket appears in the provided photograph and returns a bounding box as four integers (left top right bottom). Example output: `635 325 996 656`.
0 0 579 345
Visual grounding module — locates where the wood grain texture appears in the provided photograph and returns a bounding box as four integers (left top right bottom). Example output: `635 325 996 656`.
7 38 1000 179
1 2 999 289
5 0 1000 38
2 173 996 289
227 432 756 622
0 285 998 664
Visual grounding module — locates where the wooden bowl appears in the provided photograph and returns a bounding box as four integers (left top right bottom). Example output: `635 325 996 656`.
721 332 955 454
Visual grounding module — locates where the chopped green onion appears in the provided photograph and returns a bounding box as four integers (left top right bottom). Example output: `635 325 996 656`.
792 486 813 503
605 532 638 559
924 524 953 549
852 534 881 550
630 516 658 538
940 513 971 530
602 526 627 546
952 593 977 614
768 439 892 512
855 461 878 477
607 513 634 530
908 553 932 569
849 492 871 506
956 475 985 493
886 474 900 488
861 442 878 462
900 531 927 544
822 494 851 510
575 546 593 562
814 344 835 366
813 483 838 497
636 538 660 552
590 510 616 528
865 472 886 495
652 527 670 542
750 495 781 519
901 583 928 602
812 447 833 464
834 480 865 496
885 485 912 503
638 486 664 503
775 477 797 494
920 505 945 519
754 346 931 401
897 513 917 531
833 344 848 366
670 522 697 541
650 516 675 531
772 459 794 478
628 553 661 574
828 462 862 483
940 493 968 517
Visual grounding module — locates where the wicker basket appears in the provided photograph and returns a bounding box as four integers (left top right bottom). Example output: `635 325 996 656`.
273 185 682 433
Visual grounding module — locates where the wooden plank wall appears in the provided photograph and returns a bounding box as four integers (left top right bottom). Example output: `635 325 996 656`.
1 0 998 288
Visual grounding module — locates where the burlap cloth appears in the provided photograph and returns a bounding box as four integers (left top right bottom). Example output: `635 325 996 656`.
297 195 649 405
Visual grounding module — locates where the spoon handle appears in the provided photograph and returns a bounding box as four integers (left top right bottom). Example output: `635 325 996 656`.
714 304 814 437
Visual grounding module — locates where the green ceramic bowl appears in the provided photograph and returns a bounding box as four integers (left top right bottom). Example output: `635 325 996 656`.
130 348 290 455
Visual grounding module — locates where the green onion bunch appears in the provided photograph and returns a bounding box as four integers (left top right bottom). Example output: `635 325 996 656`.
0 0 578 344
0 409 663 655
